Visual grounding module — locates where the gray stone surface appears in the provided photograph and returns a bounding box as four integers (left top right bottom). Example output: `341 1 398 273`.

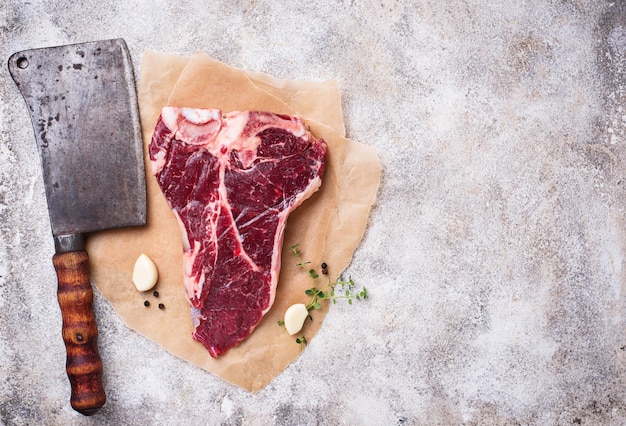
1 0 625 424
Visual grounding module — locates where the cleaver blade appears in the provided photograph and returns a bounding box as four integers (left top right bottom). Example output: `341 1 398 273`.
8 39 146 416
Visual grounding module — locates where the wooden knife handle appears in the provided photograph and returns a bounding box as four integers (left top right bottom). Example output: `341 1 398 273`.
53 250 106 416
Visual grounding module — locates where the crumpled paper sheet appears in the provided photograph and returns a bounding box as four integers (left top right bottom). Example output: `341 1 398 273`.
87 50 381 392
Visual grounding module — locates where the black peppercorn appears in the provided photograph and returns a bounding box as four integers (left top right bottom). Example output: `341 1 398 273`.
153 290 159 297
144 300 150 307
158 303 165 309
321 262 327 269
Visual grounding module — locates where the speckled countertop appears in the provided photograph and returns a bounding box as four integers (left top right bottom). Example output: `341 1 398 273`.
1 1 626 425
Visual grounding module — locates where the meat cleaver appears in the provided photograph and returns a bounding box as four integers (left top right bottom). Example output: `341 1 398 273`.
7 39 146 415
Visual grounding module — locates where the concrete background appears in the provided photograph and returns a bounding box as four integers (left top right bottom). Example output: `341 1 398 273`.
1 1 625 424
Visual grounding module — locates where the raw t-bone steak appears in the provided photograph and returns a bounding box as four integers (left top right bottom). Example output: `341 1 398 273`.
149 107 327 357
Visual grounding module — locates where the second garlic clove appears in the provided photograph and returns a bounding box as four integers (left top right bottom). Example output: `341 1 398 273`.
284 303 309 335
132 253 159 292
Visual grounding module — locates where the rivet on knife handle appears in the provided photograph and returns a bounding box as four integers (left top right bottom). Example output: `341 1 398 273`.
53 250 106 415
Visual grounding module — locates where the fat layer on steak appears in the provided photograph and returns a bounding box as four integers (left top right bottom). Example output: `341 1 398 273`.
149 107 328 357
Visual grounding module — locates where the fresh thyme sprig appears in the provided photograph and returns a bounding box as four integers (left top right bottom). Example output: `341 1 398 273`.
279 244 368 347
291 244 319 279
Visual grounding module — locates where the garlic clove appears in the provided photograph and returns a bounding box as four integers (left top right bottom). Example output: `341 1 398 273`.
284 303 309 335
132 253 158 292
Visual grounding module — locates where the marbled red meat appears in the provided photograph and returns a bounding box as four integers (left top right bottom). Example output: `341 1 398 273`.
149 107 327 357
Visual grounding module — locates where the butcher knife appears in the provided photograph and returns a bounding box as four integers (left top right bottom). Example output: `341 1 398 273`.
7 39 146 415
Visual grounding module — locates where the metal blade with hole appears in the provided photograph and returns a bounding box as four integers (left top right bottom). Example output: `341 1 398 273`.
8 38 146 239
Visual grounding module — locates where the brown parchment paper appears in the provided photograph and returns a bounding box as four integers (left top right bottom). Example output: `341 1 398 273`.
87 50 381 392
